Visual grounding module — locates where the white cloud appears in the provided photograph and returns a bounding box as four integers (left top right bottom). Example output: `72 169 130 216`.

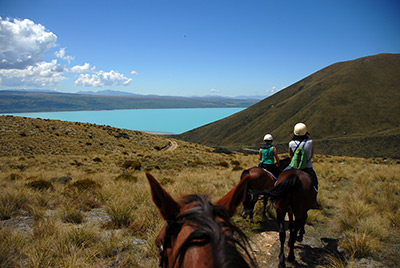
210 88 220 93
69 63 94 73
0 17 57 69
0 59 66 87
55 48 75 62
0 17 133 89
75 70 132 87
267 86 279 95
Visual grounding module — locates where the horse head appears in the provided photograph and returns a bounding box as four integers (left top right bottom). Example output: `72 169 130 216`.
146 172 257 268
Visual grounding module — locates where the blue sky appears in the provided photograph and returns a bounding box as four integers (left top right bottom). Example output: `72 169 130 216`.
1 0 399 97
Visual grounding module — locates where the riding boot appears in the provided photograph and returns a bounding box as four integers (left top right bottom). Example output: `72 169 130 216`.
311 186 320 209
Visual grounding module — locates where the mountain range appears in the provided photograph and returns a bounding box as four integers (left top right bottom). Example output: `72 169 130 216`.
0 91 259 113
177 53 400 158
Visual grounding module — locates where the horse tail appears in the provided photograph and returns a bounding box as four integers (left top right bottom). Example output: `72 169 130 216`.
240 169 250 181
267 173 301 201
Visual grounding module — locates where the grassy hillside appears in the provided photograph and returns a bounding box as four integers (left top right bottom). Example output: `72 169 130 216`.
0 116 399 267
177 53 400 158
0 91 258 113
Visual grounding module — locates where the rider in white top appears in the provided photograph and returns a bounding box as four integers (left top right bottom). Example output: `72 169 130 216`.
288 123 320 209
289 139 313 168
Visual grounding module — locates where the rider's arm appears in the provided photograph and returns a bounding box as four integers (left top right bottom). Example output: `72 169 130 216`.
273 146 280 164
311 140 315 158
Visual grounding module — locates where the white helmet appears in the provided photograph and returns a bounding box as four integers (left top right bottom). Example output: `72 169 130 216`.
294 123 307 136
263 134 273 141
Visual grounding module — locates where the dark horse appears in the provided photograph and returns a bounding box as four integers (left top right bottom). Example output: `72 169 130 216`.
146 173 258 268
267 169 315 268
240 157 291 219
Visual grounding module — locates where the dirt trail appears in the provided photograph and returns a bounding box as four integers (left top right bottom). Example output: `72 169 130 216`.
165 140 178 152
251 232 280 267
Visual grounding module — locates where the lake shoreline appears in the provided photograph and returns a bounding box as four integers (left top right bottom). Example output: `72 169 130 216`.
1 107 244 135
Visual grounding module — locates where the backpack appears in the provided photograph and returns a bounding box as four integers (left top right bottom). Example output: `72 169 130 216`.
289 141 308 169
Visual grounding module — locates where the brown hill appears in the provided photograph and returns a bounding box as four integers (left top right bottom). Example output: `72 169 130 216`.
177 53 400 158
0 115 233 170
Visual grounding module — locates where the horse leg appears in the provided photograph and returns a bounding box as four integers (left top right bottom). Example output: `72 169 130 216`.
296 214 307 242
241 191 255 219
277 210 286 268
288 215 307 262
288 212 294 231
262 195 268 218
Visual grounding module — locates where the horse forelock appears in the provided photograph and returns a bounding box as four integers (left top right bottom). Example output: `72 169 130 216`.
169 194 256 268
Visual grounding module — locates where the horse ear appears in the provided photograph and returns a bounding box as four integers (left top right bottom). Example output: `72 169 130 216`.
215 175 251 217
146 173 181 221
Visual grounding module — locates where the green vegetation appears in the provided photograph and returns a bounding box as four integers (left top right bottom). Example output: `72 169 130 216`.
177 53 400 159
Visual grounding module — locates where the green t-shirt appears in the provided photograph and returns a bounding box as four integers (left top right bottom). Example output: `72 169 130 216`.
260 145 274 165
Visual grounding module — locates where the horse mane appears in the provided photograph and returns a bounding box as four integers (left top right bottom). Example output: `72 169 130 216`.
174 194 258 268
267 173 302 201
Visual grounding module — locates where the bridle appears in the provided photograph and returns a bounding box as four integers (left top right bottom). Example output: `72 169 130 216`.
159 219 180 268
158 206 203 268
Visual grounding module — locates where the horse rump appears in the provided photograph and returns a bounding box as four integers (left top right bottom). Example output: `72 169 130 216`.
266 173 301 201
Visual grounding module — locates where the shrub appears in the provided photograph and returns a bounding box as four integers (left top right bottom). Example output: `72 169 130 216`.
50 176 72 184
122 160 141 170
188 160 205 167
232 166 243 171
216 161 229 168
70 179 101 191
26 180 54 191
231 160 241 166
213 147 233 154
115 173 138 183
160 177 174 186
6 173 23 181
93 157 102 162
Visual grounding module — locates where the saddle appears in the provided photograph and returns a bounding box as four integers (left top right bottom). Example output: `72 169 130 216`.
261 168 278 181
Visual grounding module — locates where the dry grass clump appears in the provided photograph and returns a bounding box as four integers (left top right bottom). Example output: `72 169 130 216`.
122 160 141 170
316 158 400 266
0 188 30 220
69 178 101 191
26 179 54 191
1 116 399 267
115 171 138 182
59 204 85 224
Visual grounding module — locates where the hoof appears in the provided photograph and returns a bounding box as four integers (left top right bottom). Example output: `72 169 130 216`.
288 253 295 262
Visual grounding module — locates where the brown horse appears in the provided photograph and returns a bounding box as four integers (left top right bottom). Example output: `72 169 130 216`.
267 169 315 268
240 157 291 219
146 173 258 268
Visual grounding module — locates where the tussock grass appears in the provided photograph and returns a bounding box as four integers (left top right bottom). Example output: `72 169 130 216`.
1 116 399 267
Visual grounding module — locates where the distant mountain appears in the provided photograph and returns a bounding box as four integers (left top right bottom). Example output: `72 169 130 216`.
177 53 400 158
0 90 258 113
77 90 142 96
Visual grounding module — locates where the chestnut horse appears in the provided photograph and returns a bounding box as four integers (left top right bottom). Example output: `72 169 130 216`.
146 173 258 268
267 169 315 268
240 157 291 219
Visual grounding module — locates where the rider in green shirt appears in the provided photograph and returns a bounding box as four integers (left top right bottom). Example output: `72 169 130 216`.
258 134 281 178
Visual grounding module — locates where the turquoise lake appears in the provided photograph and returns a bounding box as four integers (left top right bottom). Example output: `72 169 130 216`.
3 108 245 134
